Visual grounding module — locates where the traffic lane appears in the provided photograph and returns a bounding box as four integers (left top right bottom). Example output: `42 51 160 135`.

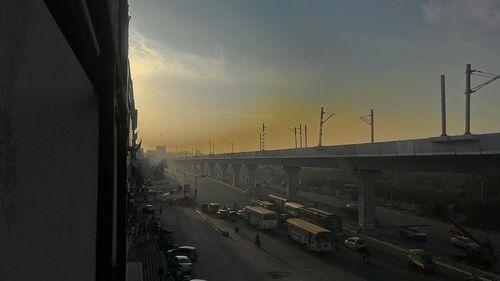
194 176 249 210
261 186 489 262
295 189 500 271
159 204 265 281
207 213 464 281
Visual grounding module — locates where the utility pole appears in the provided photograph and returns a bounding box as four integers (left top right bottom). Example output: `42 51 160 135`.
262 123 266 151
304 125 308 148
441 75 447 136
359 109 375 143
299 125 303 148
463 63 500 135
289 127 297 148
212 142 215 155
259 134 262 151
465 64 472 135
318 107 335 146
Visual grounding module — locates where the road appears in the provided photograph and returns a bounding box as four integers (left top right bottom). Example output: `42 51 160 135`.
165 169 467 281
258 183 500 273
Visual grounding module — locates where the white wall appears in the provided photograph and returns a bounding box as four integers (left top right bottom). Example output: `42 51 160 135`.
0 1 98 280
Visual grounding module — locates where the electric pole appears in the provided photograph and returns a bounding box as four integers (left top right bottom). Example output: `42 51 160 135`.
464 64 500 135
304 125 308 148
259 133 262 151
359 109 374 143
289 127 297 148
299 125 303 148
262 123 266 151
318 107 335 146
465 64 472 135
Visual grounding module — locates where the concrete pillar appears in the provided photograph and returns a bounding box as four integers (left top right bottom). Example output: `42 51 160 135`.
354 170 381 232
246 164 257 195
219 163 229 182
284 166 301 200
207 163 215 178
231 164 242 187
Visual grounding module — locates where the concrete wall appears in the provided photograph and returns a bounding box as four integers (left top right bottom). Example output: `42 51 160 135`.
0 1 98 280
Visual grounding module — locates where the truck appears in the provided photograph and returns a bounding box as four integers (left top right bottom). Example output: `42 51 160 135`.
407 249 436 273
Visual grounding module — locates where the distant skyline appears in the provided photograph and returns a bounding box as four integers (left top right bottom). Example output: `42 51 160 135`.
129 0 500 152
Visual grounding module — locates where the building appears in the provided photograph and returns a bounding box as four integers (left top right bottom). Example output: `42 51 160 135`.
0 1 136 281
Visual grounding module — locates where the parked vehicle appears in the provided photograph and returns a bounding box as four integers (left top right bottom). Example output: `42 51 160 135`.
200 203 209 213
208 203 220 214
228 209 238 220
344 237 367 251
451 236 479 249
217 208 229 219
169 256 193 274
244 206 278 229
286 218 332 251
407 249 436 273
167 246 198 262
142 204 154 214
237 209 246 219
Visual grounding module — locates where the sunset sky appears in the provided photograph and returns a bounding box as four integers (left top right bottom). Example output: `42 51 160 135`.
128 0 500 153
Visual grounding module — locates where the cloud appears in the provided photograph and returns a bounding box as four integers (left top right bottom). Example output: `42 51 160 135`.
422 0 500 32
129 30 233 83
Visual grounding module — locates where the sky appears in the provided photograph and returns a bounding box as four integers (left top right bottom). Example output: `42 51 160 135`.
128 0 500 153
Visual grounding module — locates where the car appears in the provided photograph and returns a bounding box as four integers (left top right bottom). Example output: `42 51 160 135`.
142 204 154 214
167 246 198 261
237 209 246 219
200 203 209 213
344 237 367 251
169 255 192 274
228 210 238 220
217 208 229 219
398 227 428 242
450 236 478 249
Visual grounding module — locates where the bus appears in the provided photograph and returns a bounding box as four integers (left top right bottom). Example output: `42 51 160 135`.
244 206 278 230
299 207 343 235
249 199 276 211
267 194 288 211
286 218 333 251
284 202 305 217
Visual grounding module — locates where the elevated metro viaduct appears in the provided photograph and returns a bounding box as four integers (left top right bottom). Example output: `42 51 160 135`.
175 133 500 231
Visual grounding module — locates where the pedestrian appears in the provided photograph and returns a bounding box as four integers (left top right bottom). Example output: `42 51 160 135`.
159 206 163 216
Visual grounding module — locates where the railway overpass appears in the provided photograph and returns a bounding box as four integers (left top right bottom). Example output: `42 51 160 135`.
175 133 500 231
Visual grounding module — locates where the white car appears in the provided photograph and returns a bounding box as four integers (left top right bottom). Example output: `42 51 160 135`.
172 255 192 273
344 237 367 251
450 236 478 249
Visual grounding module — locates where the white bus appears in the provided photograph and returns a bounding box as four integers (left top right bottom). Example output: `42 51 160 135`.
286 218 333 252
244 206 278 230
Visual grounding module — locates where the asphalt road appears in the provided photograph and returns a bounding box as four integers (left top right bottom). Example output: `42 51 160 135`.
259 183 500 273
165 170 467 281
